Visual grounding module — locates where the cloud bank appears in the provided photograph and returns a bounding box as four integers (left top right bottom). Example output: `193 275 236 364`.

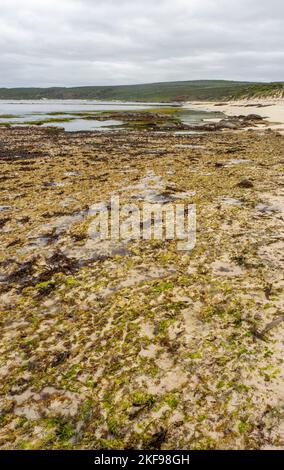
0 0 283 86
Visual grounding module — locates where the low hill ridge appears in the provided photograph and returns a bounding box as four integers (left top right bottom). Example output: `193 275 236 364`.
0 80 283 101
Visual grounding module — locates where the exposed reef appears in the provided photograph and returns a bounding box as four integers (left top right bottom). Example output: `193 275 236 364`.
0 121 283 450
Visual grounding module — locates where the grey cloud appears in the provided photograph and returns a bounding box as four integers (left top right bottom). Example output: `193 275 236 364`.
0 0 283 87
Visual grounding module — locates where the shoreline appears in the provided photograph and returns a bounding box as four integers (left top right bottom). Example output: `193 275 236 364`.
185 98 284 133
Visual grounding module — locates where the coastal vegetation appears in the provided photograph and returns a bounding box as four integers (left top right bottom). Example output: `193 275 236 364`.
0 80 283 102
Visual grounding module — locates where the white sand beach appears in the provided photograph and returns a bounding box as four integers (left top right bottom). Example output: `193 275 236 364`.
186 99 284 133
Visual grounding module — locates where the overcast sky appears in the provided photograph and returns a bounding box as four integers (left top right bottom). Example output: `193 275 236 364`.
0 0 283 87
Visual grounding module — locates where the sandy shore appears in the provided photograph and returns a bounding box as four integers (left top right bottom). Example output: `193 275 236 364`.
185 98 284 133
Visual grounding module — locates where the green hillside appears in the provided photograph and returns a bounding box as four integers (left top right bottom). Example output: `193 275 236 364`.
0 80 283 101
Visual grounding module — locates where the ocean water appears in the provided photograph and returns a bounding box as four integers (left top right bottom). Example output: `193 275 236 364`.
0 100 168 131
0 99 165 115
0 100 222 131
